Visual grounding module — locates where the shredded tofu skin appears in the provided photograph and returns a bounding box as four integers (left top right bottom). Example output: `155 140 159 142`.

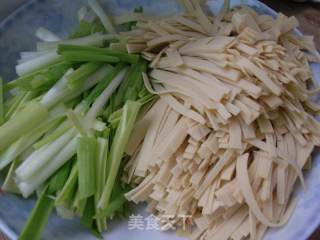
121 0 320 239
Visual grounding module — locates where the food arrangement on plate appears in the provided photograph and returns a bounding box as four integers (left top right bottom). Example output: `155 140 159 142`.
0 0 319 239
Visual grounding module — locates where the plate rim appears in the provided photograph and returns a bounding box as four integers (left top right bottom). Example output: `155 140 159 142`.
0 0 318 239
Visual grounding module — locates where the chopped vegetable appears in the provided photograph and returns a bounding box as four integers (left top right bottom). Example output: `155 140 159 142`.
122 1 320 240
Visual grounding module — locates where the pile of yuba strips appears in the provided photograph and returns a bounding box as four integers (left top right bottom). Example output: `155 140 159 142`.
122 0 320 239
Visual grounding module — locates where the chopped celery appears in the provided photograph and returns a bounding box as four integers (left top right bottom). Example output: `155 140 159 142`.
61 51 120 63
2 158 21 194
85 68 128 123
98 101 141 209
81 197 95 228
18 185 55 240
77 137 97 199
95 137 108 232
7 61 71 92
67 110 87 136
97 194 126 218
81 197 103 238
5 91 35 121
120 6 143 31
0 77 4 125
67 62 103 90
58 44 140 64
47 160 72 194
19 161 71 240
72 189 87 216
138 94 155 106
114 59 145 109
32 121 70 149
85 62 127 106
36 33 115 51
71 20 105 39
36 27 61 42
55 160 78 206
108 108 123 124
18 137 78 198
0 117 62 170
124 86 138 102
0 4 157 237
16 51 62 76
86 0 116 34
0 101 49 151
16 129 76 182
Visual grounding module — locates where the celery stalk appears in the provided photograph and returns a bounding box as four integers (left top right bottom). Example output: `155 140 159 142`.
81 197 95 228
85 68 128 124
32 121 71 149
86 0 116 34
0 77 4 125
98 100 141 209
0 101 49 151
7 61 71 92
65 65 113 103
36 33 115 51
0 117 62 170
96 193 126 218
67 62 103 90
61 51 120 63
95 137 108 232
58 44 140 64
55 161 78 206
19 161 71 240
15 129 76 181
18 185 54 240
85 62 127 106
71 20 105 39
77 137 97 199
2 158 21 194
72 189 87 216
5 91 35 121
16 51 62 76
47 160 72 194
67 110 87 136
17 137 77 198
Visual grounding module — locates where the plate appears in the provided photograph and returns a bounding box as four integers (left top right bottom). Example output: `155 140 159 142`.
0 0 320 239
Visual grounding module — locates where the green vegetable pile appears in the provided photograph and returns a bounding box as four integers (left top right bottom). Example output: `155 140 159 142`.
0 1 154 239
